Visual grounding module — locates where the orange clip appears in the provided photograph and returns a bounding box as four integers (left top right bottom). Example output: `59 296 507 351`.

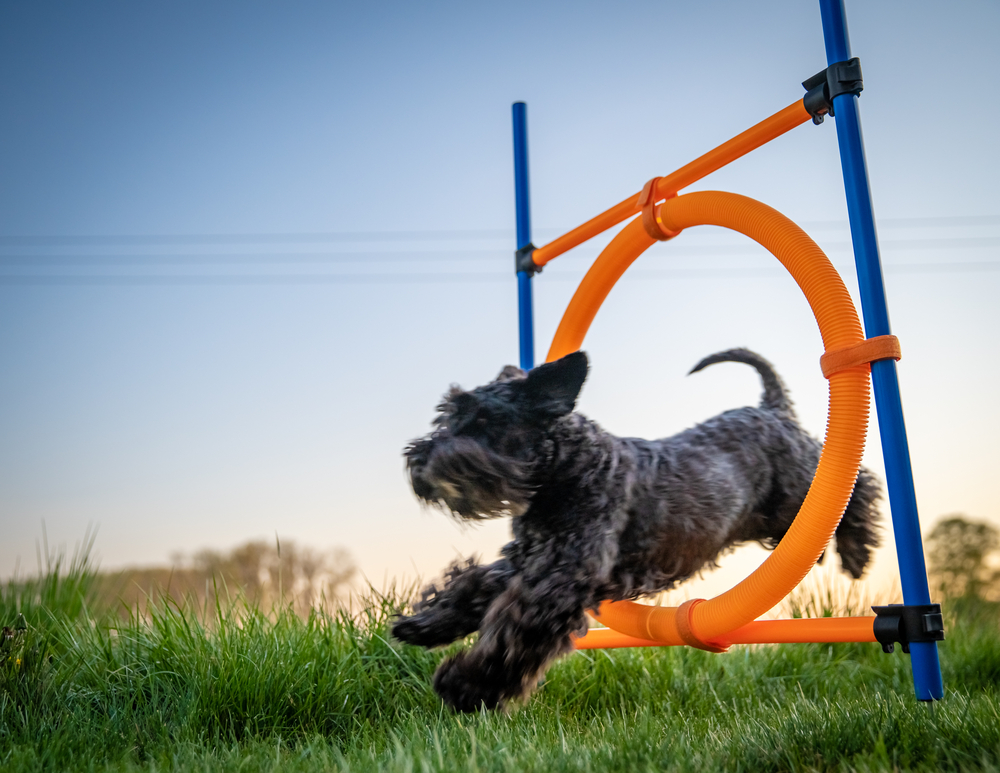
820 334 901 378
675 599 730 653
638 177 681 241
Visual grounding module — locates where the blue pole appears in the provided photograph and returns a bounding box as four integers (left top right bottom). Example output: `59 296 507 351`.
818 0 943 700
512 102 535 370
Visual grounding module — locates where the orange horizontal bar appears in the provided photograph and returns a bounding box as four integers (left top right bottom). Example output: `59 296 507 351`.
532 197 640 267
531 99 812 267
573 617 877 650
574 629 664 649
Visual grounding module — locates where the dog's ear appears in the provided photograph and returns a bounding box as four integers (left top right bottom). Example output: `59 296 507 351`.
522 351 588 417
494 365 526 383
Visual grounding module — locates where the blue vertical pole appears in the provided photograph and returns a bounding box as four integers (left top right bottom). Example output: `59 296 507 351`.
819 0 943 700
512 102 535 370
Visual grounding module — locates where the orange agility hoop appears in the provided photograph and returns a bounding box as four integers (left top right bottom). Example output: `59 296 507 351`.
512 14 945 697
555 191 882 650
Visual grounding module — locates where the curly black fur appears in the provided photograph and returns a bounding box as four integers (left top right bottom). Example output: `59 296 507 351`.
396 349 880 711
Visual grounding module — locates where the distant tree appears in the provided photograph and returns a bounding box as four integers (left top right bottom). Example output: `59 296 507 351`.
225 540 270 599
325 547 356 595
926 515 1000 601
101 538 356 619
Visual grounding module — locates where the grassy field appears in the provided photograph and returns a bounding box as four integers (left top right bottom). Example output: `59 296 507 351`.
2 553 999 772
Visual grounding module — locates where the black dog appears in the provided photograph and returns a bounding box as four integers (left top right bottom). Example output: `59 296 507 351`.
394 349 880 711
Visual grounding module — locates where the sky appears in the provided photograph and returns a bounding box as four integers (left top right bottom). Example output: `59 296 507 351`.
1 1 998 604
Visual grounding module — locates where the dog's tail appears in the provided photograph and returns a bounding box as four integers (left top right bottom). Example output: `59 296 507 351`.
689 348 792 413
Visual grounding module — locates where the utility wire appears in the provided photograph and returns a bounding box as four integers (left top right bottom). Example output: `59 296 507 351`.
0 236 997 266
0 214 998 247
2 215 996 284
3 262 999 286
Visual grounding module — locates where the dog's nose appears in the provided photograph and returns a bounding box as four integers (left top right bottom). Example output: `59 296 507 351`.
409 470 435 500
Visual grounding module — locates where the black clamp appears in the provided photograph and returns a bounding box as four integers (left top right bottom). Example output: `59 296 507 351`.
872 604 945 654
802 58 864 124
515 242 542 276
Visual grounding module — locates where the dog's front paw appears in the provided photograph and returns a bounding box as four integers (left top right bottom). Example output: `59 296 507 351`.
392 613 456 648
391 614 435 646
433 652 504 712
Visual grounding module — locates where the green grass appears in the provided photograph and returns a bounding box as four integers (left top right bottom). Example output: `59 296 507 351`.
2 556 999 773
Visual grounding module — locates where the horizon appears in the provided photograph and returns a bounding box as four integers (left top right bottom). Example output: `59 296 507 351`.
2 1 998 605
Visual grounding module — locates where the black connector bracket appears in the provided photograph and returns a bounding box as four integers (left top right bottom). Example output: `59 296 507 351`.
515 242 541 276
802 58 864 124
872 604 945 654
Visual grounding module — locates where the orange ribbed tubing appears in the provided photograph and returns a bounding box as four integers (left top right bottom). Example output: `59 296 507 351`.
549 191 871 649
531 100 811 267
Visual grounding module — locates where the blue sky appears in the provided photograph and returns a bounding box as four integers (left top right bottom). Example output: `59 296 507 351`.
2 1 998 599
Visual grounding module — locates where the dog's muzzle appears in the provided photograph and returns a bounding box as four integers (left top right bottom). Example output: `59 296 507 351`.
405 434 534 520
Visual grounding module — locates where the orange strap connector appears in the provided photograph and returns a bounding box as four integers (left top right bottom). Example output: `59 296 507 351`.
638 177 681 241
820 334 901 378
675 599 730 652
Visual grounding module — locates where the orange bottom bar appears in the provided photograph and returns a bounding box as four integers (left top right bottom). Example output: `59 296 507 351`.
574 617 877 650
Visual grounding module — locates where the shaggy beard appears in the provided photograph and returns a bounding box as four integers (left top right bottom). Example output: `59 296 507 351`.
405 435 535 520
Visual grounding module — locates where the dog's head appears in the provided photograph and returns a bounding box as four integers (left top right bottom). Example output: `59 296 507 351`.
405 351 589 520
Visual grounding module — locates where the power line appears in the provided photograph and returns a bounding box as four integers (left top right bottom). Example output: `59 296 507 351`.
2 219 997 285
3 261 999 287
0 229 514 247
0 236 997 267
0 214 997 247
0 273 513 286
796 214 1000 230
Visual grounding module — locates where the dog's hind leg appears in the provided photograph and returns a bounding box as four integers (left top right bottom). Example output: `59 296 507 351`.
392 556 514 648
